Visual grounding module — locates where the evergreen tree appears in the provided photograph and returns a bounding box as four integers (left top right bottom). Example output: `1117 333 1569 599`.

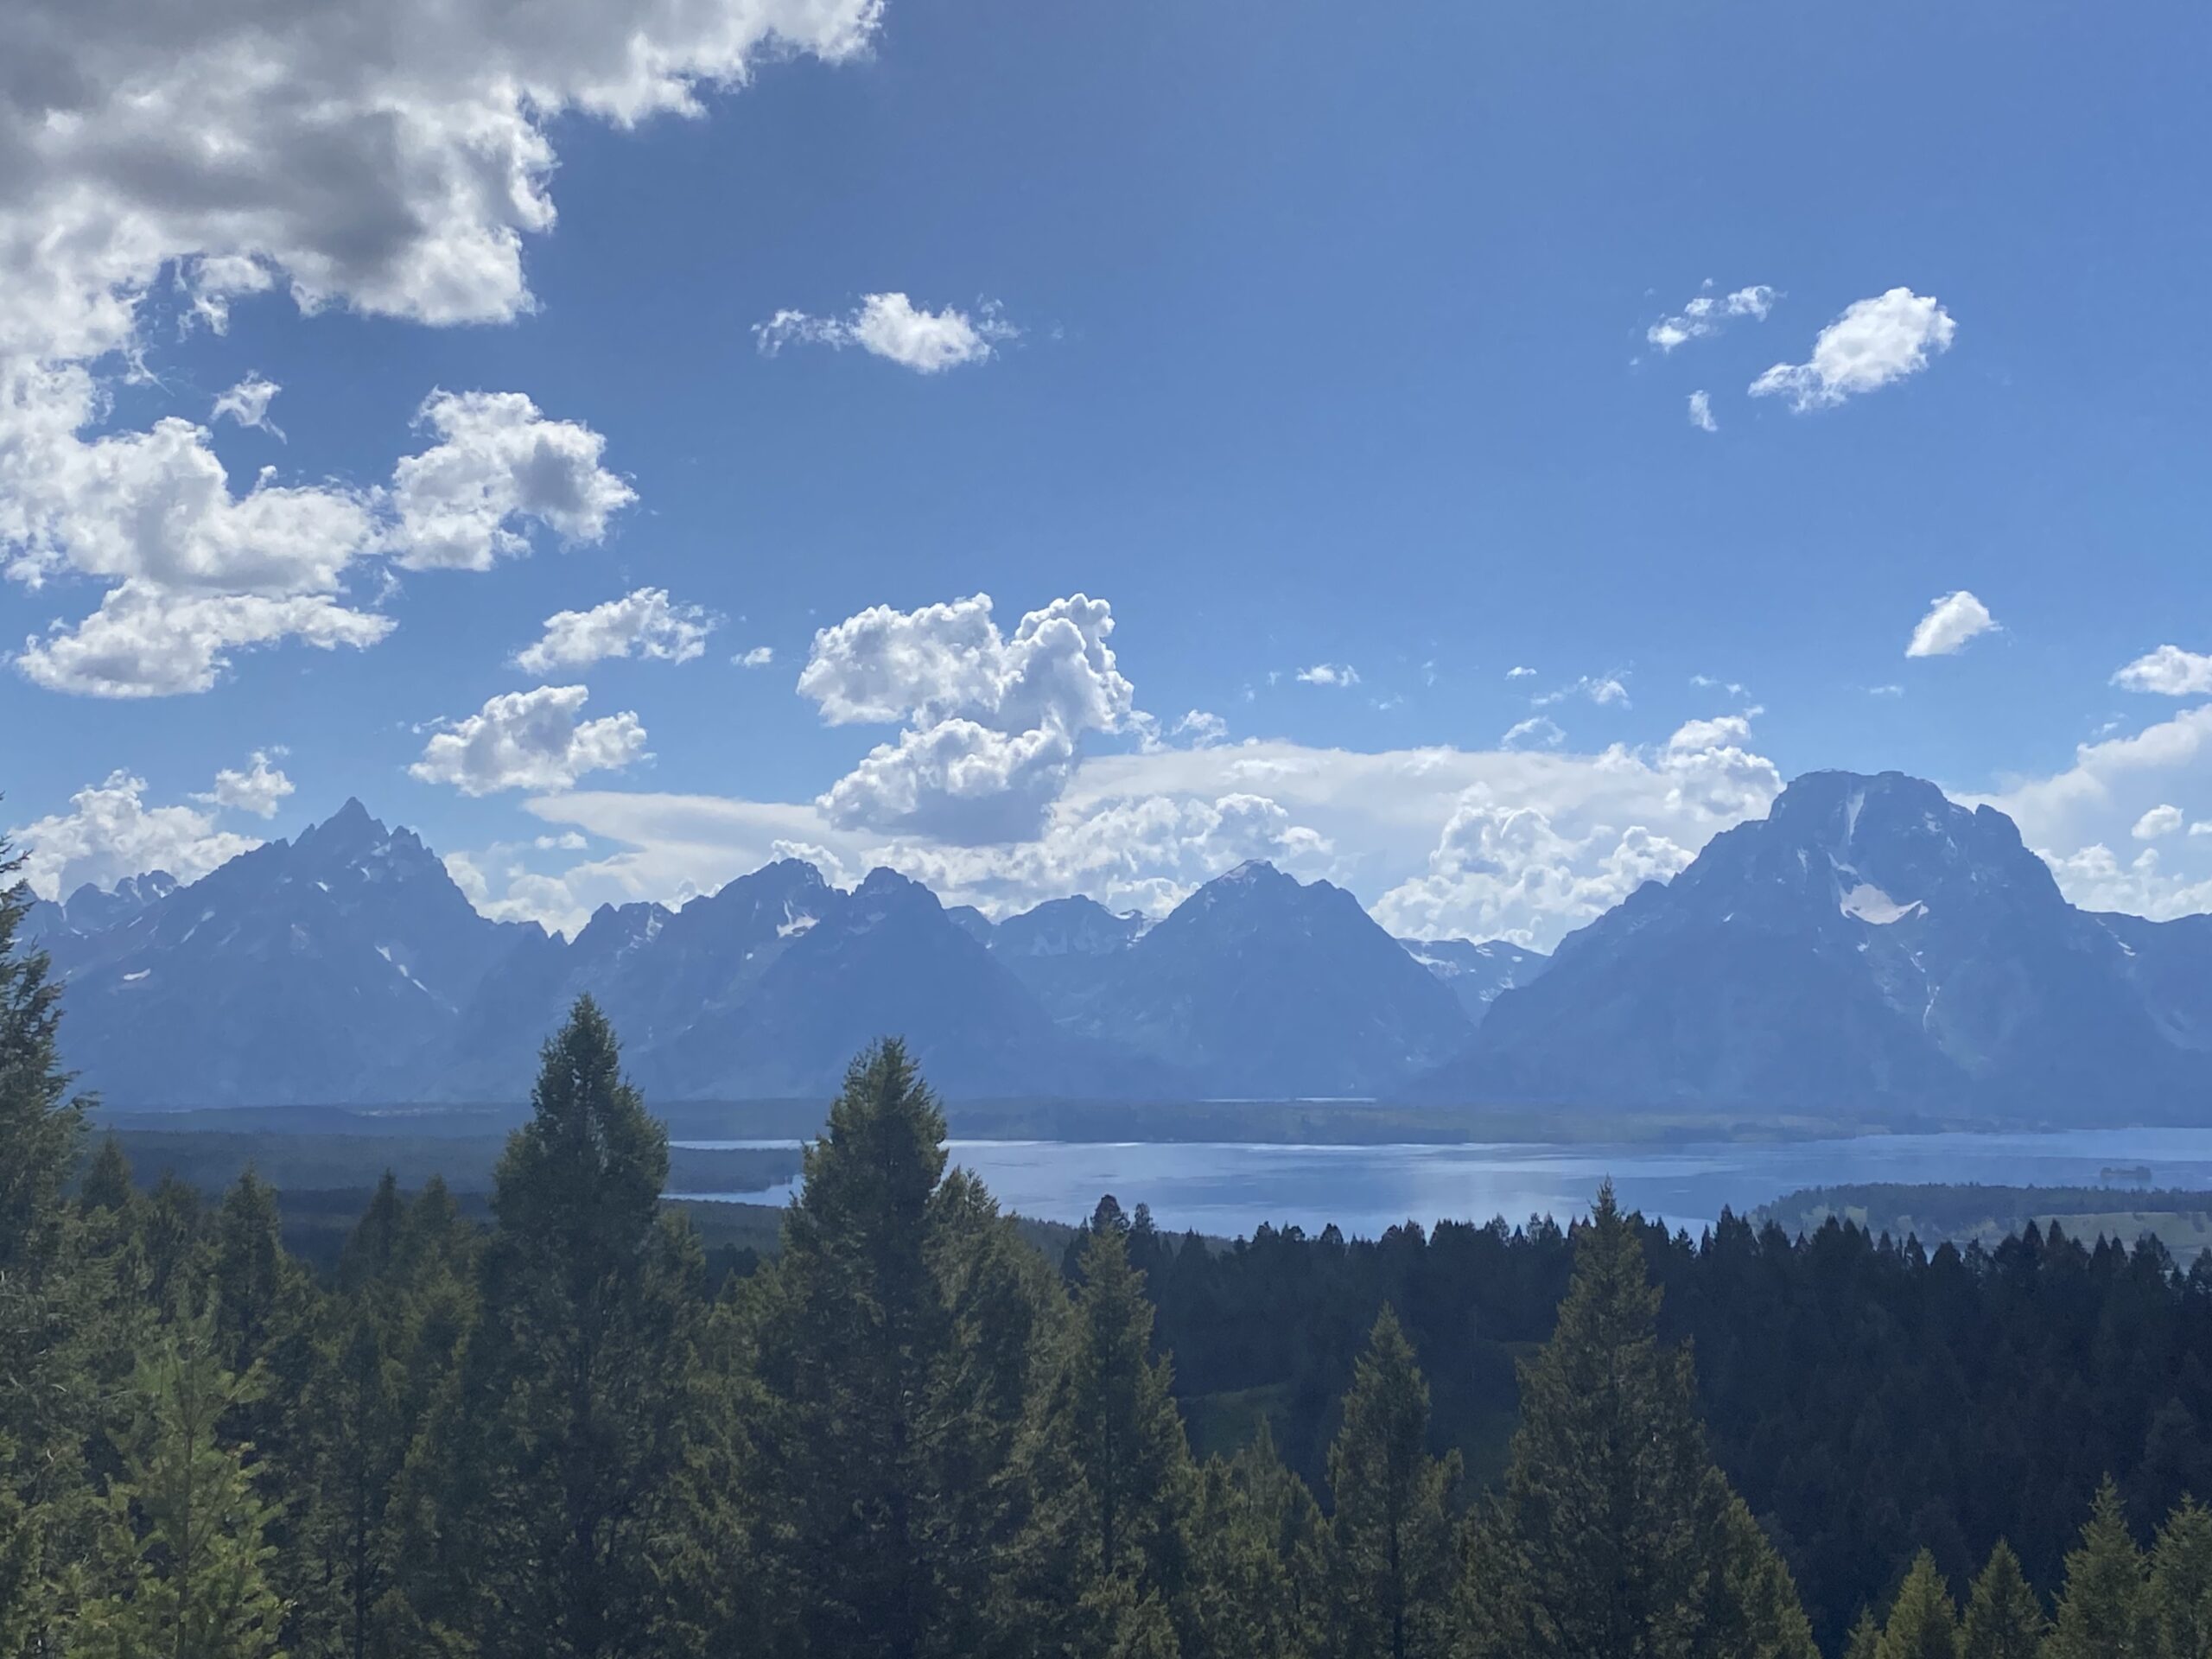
1841 1610 1882 1659
1059 1210 1195 1594
79 1313 286 1659
1876 1551 1958 1659
1957 1541 2042 1659
0 834 97 1644
2147 1500 2212 1659
2045 1478 2152 1659
1459 1184 1812 1659
80 1134 136 1215
1704 1491 1820 1659
747 1038 1044 1659
405 996 707 1659
1325 1306 1457 1659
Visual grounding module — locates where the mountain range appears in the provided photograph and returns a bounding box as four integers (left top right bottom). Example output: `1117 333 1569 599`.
22 770 2212 1120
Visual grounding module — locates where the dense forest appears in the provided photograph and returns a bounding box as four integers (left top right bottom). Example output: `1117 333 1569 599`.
8 848 2212 1656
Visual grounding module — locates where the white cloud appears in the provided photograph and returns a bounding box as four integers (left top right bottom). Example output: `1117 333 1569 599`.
1905 589 1998 658
1647 282 1778 353
9 770 261 898
386 391 636 572
1500 716 1565 751
410 684 648 796
1534 674 1630 709
0 0 882 365
736 645 776 669
1750 288 1955 411
1506 665 1536 679
1172 710 1229 747
211 374 284 439
1868 683 1904 698
3 373 628 695
501 709 1785 948
1687 390 1718 433
1974 704 2212 918
1295 663 1360 688
0 0 859 696
513 587 714 674
753 294 1016 374
2114 645 2212 697
15 582 395 697
197 750 295 819
799 593 1137 844
2133 804 2184 841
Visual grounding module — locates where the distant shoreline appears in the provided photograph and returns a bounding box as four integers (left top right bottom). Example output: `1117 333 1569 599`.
91 1096 2183 1148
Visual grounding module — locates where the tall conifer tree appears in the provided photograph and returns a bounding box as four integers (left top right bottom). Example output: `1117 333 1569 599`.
1958 1541 2043 1659
1325 1306 1457 1659
2145 1499 2212 1659
408 997 706 1659
1876 1551 1959 1659
1459 1184 1814 1659
748 1039 1043 1659
2045 1478 2152 1659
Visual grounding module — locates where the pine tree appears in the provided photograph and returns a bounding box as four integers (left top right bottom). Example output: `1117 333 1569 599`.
406 996 707 1659
1876 1551 1958 1659
1324 1306 1458 1659
747 1038 1053 1659
0 833 96 1644
1460 1183 1814 1659
1060 1213 1196 1596
2046 1478 2152 1659
2146 1499 2212 1659
1704 1491 1820 1659
80 1134 136 1216
1957 1541 2043 1659
1841 1610 1882 1659
78 1313 287 1659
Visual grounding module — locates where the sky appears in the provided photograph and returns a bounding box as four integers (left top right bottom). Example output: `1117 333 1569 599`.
5 0 2212 949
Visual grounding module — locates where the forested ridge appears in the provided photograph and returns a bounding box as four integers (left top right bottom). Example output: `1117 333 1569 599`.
7 847 2212 1657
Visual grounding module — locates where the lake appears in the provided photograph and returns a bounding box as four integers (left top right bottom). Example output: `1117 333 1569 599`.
671 1126 2212 1239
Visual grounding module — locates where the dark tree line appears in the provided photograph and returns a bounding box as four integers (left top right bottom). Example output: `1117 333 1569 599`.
3 841 2212 1656
1119 1173 2212 1643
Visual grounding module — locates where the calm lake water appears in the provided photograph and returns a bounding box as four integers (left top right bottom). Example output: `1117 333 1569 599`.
671 1128 2212 1240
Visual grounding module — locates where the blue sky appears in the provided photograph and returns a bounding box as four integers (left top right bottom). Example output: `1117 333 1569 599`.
6 0 2212 945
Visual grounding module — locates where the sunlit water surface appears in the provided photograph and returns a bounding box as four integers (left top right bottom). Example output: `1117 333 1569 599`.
671 1128 2212 1240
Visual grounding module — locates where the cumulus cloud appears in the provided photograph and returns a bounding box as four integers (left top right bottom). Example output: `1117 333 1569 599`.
1506 665 1536 679
753 294 1016 373
1375 713 1778 944
513 587 714 674
196 750 295 818
410 684 648 796
499 709 1787 947
1905 589 1998 658
5 383 631 694
0 0 883 365
2133 804 2184 840
1750 288 1955 411
736 645 775 669
211 374 283 439
16 583 396 697
386 391 636 572
1646 283 1778 353
1687 390 1718 433
1972 704 2212 918
2113 645 2212 696
799 593 1137 843
0 0 856 696
1295 664 1360 688
9 770 263 898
